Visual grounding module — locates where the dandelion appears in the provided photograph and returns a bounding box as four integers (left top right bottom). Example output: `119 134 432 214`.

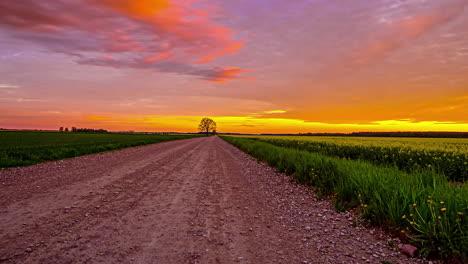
401 230 405 233
402 215 407 219
412 203 417 207
409 214 413 217
440 201 445 205
441 208 447 213
410 222 414 225
457 212 464 216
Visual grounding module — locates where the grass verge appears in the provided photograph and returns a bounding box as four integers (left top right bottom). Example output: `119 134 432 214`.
222 136 467 260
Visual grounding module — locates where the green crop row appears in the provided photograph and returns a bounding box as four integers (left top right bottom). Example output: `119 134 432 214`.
222 136 467 260
249 137 467 182
0 131 202 168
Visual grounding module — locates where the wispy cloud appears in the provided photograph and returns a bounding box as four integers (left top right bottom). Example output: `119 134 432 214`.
0 84 19 89
0 52 23 60
353 1 467 64
264 110 286 114
16 98 46 102
0 0 250 82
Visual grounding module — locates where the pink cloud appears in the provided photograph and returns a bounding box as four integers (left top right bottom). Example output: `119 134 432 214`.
354 5 466 65
144 52 172 64
0 0 250 82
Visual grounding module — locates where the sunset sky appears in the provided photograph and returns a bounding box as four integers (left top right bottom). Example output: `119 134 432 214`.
1 0 467 133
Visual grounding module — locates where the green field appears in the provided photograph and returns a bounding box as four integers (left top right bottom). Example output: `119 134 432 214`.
240 136 468 182
0 131 201 168
222 136 468 259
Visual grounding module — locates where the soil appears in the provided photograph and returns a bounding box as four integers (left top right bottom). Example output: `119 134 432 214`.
0 136 425 263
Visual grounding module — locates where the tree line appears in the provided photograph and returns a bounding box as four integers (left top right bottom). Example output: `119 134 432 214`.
59 127 108 133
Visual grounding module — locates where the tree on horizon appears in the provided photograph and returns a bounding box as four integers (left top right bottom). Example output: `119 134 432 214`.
198 118 216 136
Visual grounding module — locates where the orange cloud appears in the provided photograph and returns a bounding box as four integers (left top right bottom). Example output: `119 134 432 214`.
0 0 248 82
95 0 170 16
94 0 244 63
211 67 254 84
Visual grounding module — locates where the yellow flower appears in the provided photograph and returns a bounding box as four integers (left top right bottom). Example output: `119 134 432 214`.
358 194 362 198
441 208 447 213
410 222 414 225
401 230 405 233
458 212 464 216
440 201 445 205
412 203 417 207
363 204 368 208
402 215 407 219
438 216 442 220
427 196 432 199
409 214 413 217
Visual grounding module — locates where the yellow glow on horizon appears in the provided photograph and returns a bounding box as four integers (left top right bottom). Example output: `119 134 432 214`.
82 115 468 133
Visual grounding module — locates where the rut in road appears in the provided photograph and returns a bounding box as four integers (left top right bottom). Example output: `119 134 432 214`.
0 136 420 264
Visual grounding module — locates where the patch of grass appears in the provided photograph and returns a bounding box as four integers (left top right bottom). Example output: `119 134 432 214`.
0 131 202 168
222 136 467 260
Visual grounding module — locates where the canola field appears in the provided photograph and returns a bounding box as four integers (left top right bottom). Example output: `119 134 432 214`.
245 136 468 182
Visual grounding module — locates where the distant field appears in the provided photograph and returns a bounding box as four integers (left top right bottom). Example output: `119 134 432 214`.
0 131 202 168
241 135 468 182
222 136 468 259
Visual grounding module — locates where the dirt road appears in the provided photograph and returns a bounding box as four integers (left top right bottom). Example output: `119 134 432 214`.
0 136 419 264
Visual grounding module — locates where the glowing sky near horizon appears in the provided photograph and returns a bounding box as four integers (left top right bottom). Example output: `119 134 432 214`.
0 0 467 133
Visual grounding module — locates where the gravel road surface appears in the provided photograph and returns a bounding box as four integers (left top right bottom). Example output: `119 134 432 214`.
0 136 420 263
